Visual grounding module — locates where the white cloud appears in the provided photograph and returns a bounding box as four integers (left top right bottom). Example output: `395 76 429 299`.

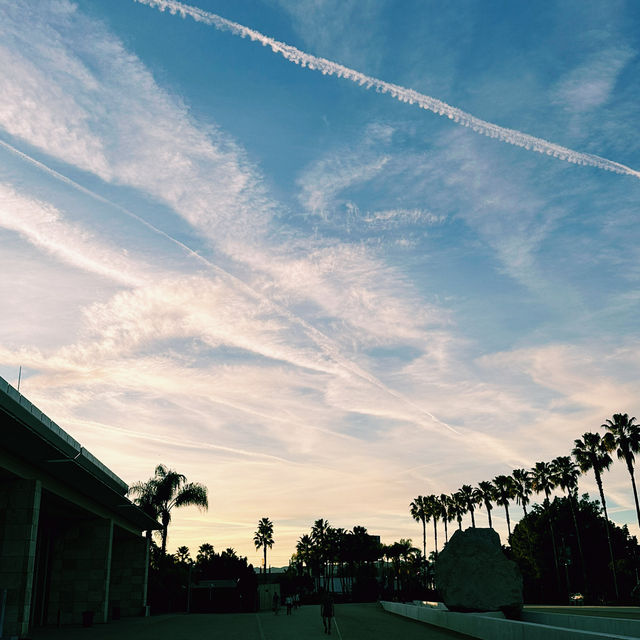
552 47 635 113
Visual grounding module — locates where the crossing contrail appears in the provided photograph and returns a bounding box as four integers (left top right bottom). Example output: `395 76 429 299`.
0 137 456 434
134 0 640 181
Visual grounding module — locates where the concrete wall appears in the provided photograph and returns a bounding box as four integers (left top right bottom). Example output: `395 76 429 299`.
522 610 640 638
46 517 113 626
380 601 636 640
109 531 149 618
0 478 41 638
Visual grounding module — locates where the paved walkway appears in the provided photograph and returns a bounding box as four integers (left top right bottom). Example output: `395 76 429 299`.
31 603 472 640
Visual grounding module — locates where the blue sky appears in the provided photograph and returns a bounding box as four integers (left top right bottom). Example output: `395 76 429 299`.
1 0 639 566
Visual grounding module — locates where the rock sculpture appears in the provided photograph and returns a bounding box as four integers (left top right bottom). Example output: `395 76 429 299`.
434 528 523 615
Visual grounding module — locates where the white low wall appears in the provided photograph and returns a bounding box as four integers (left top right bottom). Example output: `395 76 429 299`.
380 601 637 640
522 611 640 639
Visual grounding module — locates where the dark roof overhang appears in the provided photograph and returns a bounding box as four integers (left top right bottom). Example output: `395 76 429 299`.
0 376 160 531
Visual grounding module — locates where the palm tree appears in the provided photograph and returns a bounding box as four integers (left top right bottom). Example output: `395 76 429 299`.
531 461 557 504
450 492 466 531
176 545 191 564
551 455 587 591
573 431 618 599
458 484 480 528
296 534 314 578
531 460 561 588
311 518 331 587
439 494 454 543
493 475 516 538
512 468 533 517
476 481 496 529
254 517 275 575
197 542 215 563
425 494 441 558
602 413 640 528
129 464 208 558
410 495 429 562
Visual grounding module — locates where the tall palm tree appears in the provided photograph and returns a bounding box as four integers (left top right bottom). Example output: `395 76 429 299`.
311 518 331 587
476 481 496 529
410 495 429 562
296 534 314 578
129 464 208 558
531 461 557 504
552 455 588 591
450 492 466 531
439 493 454 543
573 431 618 599
425 494 440 558
493 475 516 538
531 460 561 587
511 468 533 517
602 413 640 528
458 484 480 528
254 517 275 575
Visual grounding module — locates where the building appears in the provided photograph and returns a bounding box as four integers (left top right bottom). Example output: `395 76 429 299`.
0 376 159 637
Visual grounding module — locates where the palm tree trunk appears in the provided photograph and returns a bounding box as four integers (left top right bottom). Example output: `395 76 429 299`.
433 520 438 558
444 518 449 543
263 546 267 575
487 506 493 529
626 457 640 529
422 518 427 587
470 507 476 528
545 495 561 594
522 504 528 517
568 492 588 592
161 512 170 558
596 473 619 600
504 504 511 538
457 516 462 531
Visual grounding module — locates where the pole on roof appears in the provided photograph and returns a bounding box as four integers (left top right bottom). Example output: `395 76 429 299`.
17 365 22 392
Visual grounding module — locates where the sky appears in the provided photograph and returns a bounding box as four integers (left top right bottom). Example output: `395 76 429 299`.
1 0 640 568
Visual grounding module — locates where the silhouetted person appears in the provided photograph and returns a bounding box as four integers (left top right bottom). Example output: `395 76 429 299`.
320 590 334 634
272 592 280 615
285 594 293 615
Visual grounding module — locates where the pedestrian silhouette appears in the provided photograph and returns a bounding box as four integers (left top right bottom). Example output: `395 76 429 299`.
272 592 280 615
320 590 335 634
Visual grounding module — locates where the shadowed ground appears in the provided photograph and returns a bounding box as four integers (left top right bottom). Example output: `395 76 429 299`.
31 603 473 640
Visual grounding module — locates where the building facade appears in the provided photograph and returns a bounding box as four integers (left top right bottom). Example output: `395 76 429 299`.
0 376 159 637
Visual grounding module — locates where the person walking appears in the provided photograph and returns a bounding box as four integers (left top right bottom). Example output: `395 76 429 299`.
320 590 335 634
272 592 280 615
285 594 293 615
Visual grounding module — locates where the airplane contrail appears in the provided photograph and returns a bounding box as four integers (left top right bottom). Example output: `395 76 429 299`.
0 137 456 433
134 0 640 181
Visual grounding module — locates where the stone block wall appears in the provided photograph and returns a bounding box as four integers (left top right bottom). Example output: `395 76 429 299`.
46 517 113 625
109 531 148 618
0 478 41 637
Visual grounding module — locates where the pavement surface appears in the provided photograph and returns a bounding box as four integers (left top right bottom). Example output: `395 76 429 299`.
30 603 473 640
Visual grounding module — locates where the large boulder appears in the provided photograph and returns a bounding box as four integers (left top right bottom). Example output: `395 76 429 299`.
435 528 523 615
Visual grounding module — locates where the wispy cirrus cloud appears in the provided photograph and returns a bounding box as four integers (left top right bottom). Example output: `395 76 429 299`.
552 46 635 114
0 0 273 245
0 182 149 286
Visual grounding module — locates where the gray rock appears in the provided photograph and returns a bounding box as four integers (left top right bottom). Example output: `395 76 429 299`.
435 528 523 614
